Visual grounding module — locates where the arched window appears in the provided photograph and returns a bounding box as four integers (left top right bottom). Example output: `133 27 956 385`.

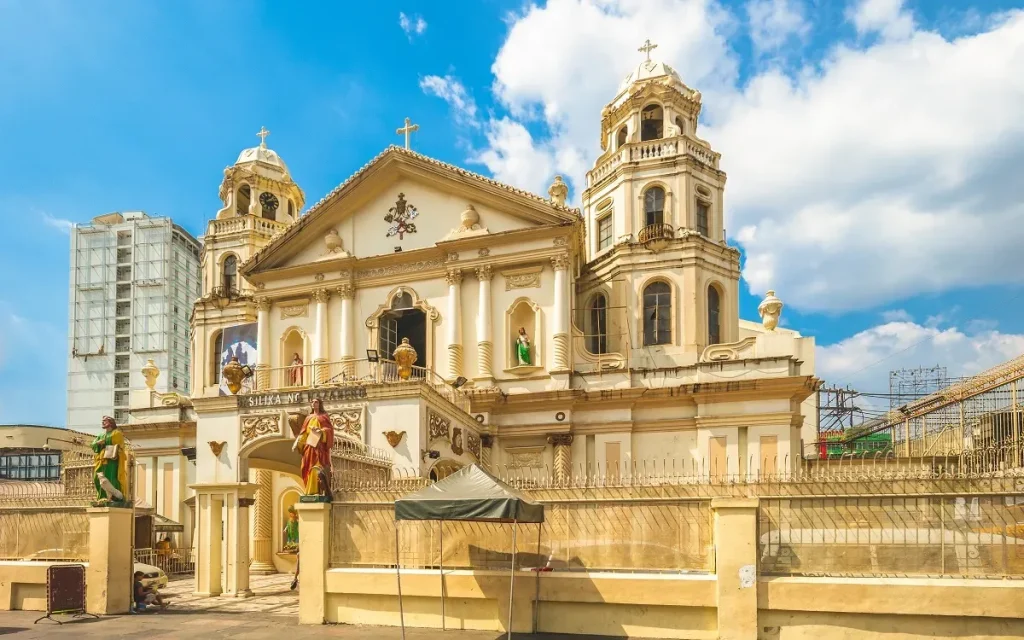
588 295 608 355
674 116 686 135
211 330 224 386
222 255 238 294
708 285 722 346
643 186 665 227
287 199 294 219
236 185 251 216
640 104 663 141
616 126 628 148
642 282 671 346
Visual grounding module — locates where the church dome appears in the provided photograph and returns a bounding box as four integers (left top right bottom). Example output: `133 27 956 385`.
618 59 685 93
234 127 290 176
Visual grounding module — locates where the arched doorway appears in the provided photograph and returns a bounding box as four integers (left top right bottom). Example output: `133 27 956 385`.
429 459 464 481
378 291 426 367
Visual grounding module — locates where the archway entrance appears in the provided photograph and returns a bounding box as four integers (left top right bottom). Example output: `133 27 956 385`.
378 292 426 367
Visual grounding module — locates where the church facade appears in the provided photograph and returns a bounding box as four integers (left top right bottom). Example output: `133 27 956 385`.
129 49 817 595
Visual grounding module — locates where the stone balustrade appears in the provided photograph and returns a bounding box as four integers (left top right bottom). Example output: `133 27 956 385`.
207 215 289 238
586 134 721 187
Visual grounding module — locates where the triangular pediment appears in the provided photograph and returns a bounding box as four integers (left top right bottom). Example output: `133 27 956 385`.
241 147 579 274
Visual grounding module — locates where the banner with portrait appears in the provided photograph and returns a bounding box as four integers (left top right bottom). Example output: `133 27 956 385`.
219 322 258 396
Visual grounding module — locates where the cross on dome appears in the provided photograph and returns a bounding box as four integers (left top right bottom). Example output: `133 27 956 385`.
638 39 658 62
257 126 270 148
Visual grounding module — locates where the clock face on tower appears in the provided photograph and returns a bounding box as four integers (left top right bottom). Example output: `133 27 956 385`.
259 192 280 213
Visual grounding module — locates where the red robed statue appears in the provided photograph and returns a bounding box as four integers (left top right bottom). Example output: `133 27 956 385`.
294 399 333 497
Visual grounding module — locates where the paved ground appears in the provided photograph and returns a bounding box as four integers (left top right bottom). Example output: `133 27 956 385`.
0 575 622 639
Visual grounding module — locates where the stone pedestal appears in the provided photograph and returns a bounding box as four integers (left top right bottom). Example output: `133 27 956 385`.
86 507 134 615
712 497 759 640
296 502 331 625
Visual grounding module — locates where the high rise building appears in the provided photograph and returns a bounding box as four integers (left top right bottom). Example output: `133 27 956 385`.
66 211 200 431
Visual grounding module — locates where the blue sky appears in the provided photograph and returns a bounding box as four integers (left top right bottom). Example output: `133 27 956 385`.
1 0 1022 426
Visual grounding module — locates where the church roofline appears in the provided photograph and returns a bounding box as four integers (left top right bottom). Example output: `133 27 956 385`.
240 145 581 274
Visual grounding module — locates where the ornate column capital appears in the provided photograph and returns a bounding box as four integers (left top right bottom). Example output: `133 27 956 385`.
550 254 570 271
446 269 464 286
475 265 492 281
336 283 354 300
254 296 271 312
547 434 574 447
312 288 331 303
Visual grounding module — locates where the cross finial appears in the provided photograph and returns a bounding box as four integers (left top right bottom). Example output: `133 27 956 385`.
396 117 419 150
256 126 270 147
638 38 658 62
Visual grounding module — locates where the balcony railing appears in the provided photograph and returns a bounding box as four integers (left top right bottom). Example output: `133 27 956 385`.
254 358 471 414
586 134 722 187
637 223 675 244
206 215 288 239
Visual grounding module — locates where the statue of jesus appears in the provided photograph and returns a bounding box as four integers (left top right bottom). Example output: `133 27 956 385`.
289 353 304 386
516 327 532 366
293 399 333 497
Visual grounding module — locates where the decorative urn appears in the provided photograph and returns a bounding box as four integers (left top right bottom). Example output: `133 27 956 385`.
758 290 784 332
222 356 244 394
459 204 480 231
141 358 160 390
324 228 343 253
392 338 418 380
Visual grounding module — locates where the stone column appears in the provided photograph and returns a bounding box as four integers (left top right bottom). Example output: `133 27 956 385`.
249 469 275 574
712 497 759 640
446 269 463 379
480 434 494 471
296 502 331 625
194 492 224 597
551 254 570 371
338 283 355 377
223 487 256 597
86 507 133 615
475 266 493 381
547 434 574 484
255 297 270 391
313 288 330 384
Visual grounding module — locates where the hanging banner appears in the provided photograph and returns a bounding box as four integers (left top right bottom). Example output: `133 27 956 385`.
219 322 258 396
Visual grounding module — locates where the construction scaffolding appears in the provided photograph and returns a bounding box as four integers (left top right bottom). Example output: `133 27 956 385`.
889 366 951 411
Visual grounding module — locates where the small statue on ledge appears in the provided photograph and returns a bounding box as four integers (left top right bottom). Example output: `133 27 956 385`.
516 327 532 366
289 353 304 386
91 416 129 506
282 506 299 552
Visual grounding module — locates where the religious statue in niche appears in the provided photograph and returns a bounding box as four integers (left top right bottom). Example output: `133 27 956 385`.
385 193 418 240
282 506 299 552
289 353 303 387
293 399 334 501
91 416 129 505
516 327 532 366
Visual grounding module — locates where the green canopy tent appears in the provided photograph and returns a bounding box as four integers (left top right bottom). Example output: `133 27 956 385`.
393 464 545 639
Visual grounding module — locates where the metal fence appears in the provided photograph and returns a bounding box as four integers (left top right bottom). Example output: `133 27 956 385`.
134 547 196 575
759 495 1024 579
0 508 90 561
330 495 712 574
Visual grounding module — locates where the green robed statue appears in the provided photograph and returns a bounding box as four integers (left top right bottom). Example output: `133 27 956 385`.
91 416 128 504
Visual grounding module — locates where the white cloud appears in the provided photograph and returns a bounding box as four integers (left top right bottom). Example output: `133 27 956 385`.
42 211 73 234
847 0 915 40
398 12 427 40
746 0 810 53
420 75 479 127
473 1 1024 312
880 309 912 323
816 320 1024 400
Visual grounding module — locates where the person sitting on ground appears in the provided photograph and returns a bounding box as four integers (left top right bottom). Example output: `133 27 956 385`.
133 571 168 611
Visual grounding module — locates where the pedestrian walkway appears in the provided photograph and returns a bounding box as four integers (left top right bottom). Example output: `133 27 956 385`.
161 573 298 617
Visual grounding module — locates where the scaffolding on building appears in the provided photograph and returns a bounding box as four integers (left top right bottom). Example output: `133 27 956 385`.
889 366 951 411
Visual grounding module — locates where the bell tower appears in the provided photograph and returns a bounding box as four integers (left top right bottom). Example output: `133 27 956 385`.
200 127 305 299
577 41 741 365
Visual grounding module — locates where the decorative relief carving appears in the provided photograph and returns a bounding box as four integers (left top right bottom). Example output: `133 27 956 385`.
505 446 543 470
383 430 406 448
478 248 490 257
336 283 354 300
699 337 757 363
445 252 459 262
314 273 325 282
256 282 266 291
385 192 418 240
428 411 450 443
550 254 570 271
503 267 543 291
357 258 442 279
254 297 270 311
547 433 573 447
466 432 480 459
280 301 308 319
312 288 330 303
475 265 492 281
451 427 464 456
553 236 569 247
208 441 226 456
327 406 363 439
445 269 463 286
242 414 280 445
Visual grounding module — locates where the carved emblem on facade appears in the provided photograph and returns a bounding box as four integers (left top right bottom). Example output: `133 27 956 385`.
383 430 406 448
328 407 363 439
385 192 418 240
505 446 544 470
451 427 464 456
357 258 442 279
503 266 543 291
428 411 450 443
242 415 280 445
280 302 308 319
466 432 480 459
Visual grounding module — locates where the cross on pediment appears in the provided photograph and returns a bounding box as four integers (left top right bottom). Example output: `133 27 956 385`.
638 39 658 62
396 117 419 150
